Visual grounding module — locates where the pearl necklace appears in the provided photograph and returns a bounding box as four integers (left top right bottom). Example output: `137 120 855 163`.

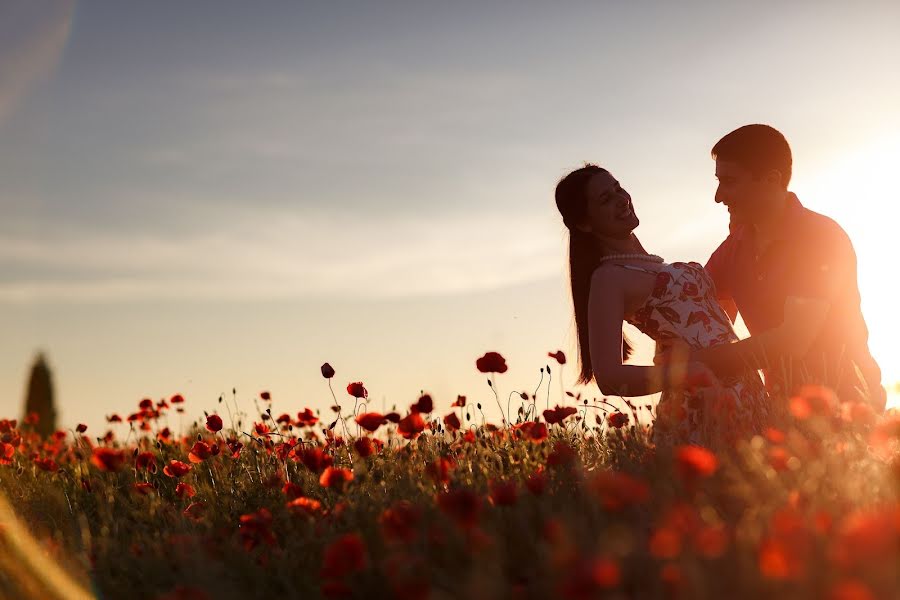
598 253 665 264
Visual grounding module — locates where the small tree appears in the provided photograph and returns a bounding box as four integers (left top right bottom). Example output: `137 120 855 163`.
23 352 56 437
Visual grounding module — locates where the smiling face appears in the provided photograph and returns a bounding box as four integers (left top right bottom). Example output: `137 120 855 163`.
577 171 639 239
714 159 785 226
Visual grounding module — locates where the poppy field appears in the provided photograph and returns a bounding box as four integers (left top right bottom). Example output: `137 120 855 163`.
0 351 898 599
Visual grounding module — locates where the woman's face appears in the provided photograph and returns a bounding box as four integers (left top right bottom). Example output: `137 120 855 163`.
578 171 639 239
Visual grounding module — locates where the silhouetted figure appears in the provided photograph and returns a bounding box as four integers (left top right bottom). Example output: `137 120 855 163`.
702 124 885 411
23 352 57 437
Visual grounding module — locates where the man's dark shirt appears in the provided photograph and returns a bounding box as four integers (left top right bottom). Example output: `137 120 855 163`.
706 192 885 410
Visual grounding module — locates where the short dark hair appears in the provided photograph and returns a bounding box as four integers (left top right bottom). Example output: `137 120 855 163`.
711 124 792 188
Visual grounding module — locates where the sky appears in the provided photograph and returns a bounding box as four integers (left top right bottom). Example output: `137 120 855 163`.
2 0 899 432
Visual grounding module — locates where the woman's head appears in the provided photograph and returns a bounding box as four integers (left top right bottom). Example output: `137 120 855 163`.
555 165 639 242
555 164 635 385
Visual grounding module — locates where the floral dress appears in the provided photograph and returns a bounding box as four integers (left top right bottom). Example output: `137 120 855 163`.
624 261 772 447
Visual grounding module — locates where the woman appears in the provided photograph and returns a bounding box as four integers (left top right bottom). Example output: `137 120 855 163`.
556 164 802 447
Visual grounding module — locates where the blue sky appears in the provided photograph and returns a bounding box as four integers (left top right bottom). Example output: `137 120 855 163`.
2 1 899 429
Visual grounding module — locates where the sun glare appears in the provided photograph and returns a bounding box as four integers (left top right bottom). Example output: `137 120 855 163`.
796 133 900 409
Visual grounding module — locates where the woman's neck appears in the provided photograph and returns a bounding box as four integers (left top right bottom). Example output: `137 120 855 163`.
594 234 646 256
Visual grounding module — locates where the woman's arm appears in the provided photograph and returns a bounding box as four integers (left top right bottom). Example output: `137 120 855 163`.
588 269 714 396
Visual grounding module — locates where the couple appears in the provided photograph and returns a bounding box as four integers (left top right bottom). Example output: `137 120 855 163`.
556 124 886 447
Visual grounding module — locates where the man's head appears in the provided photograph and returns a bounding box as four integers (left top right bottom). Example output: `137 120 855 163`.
712 124 792 226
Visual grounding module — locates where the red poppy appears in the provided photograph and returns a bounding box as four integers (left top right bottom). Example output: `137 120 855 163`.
675 445 718 482
436 488 481 530
170 394 185 404
828 580 876 600
164 460 193 478
33 457 59 472
588 470 650 510
296 408 319 427
355 412 386 433
543 405 578 425
452 395 467 407
488 479 518 506
384 412 401 423
175 482 196 498
649 527 682 559
789 384 837 420
91 447 125 472
320 466 354 491
516 421 548 443
692 524 730 559
547 441 577 468
525 468 547 496
0 442 15 465
321 533 368 579
135 452 158 472
106 414 123 423
239 508 276 551
607 412 629 429
443 412 461 432
138 398 154 410
254 422 270 436
426 456 455 486
379 500 421 544
346 382 368 399
353 437 374 458
260 391 271 401
476 351 507 374
205 414 223 433
299 447 334 474
75 423 88 433
398 413 426 439
411 394 433 414
287 496 322 516
188 441 213 463
548 350 567 365
321 362 335 379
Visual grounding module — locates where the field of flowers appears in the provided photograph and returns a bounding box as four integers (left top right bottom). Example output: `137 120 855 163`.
0 351 898 600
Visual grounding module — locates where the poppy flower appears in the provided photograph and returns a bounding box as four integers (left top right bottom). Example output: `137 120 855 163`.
828 580 876 600
75 423 88 433
287 496 322 516
675 445 718 482
443 412 461 432
139 398 154 410
353 437 374 458
296 408 319 427
649 527 682 559
607 412 629 429
476 351 507 374
170 394 184 404
543 405 577 425
588 471 650 510
516 421 548 443
254 422 270 436
346 382 368 399
299 447 334 474
260 391 271 401
164 460 193 478
106 414 122 423
452 395 467 407
205 414 223 433
692 524 730 559
188 441 213 463
789 384 837 420
276 413 292 425
91 448 125 472
33 457 59 472
411 394 433 414
320 466 354 491
397 413 425 439
379 500 421 544
355 412 386 433
321 363 335 379
426 457 455 486
239 508 276 550
548 350 566 365
175 482 196 498
384 412 401 424
525 468 547 496
321 533 368 579
547 441 577 468
436 488 481 530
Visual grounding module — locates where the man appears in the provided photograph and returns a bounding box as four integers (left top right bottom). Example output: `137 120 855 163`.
700 124 885 411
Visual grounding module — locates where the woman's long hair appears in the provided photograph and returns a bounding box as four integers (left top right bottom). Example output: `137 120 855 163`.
555 164 633 385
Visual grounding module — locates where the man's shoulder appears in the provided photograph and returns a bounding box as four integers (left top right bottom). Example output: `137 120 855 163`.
795 204 852 246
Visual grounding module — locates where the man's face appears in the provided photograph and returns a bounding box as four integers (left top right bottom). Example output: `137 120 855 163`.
714 159 775 226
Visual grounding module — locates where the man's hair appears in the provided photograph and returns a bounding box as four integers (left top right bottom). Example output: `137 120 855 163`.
711 124 792 188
